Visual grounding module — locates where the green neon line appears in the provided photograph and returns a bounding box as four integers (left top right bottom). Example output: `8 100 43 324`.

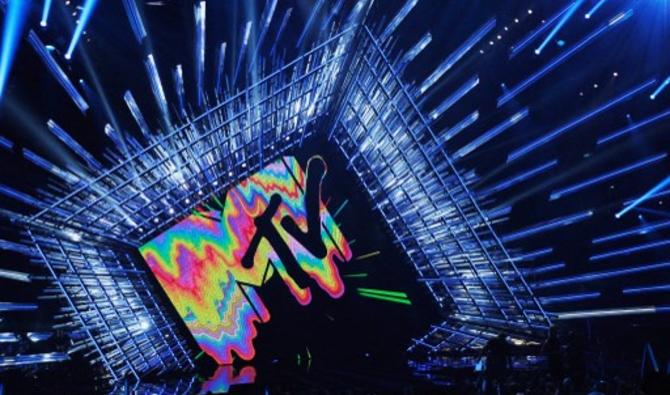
349 238 357 246
357 291 412 305
343 273 368 278
355 250 381 260
195 351 204 360
212 195 225 210
356 287 408 298
333 199 349 218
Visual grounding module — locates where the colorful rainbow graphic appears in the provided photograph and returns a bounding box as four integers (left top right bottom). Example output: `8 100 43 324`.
140 156 352 364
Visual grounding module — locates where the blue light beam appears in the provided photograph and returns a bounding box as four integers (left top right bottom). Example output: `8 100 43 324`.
535 0 585 56
65 0 99 60
650 76 670 100
0 0 29 99
617 174 670 218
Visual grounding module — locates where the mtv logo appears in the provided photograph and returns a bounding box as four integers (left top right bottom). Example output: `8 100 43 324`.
140 156 352 364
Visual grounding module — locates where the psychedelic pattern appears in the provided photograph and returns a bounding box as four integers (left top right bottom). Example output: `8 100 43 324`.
140 156 352 364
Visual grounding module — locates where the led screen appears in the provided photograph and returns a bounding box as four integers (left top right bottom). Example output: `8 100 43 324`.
139 156 352 364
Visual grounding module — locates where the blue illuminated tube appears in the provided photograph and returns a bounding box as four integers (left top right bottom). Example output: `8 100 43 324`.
623 284 670 295
478 159 558 197
454 108 528 159
540 292 600 305
194 1 205 107
379 0 418 41
428 75 479 121
121 0 147 43
550 153 667 201
593 220 670 244
502 210 592 243
589 239 670 261
26 31 89 112
556 306 670 320
400 32 432 67
534 261 670 289
597 108 670 145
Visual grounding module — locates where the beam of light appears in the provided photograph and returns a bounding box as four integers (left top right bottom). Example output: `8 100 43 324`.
418 18 496 95
40 0 53 27
454 108 528 159
498 9 634 107
0 268 30 282
215 43 227 98
589 239 670 261
502 210 593 243
428 75 479 121
596 108 670 145
248 0 277 73
232 21 252 86
623 284 670 295
296 0 325 49
616 174 670 218
355 250 380 260
270 8 292 57
585 0 609 19
0 0 29 99
650 75 670 100
593 220 670 244
400 32 431 67
509 2 574 59
22 148 80 185
26 31 89 112
550 153 667 201
65 0 100 60
379 0 418 42
556 306 670 320
332 199 348 218
343 273 368 278
540 291 600 305
508 78 655 163
533 262 670 289
478 159 558 197
194 1 205 107
121 0 147 43
535 0 584 56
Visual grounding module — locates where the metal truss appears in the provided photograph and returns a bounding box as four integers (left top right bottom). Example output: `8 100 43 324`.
328 26 551 352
